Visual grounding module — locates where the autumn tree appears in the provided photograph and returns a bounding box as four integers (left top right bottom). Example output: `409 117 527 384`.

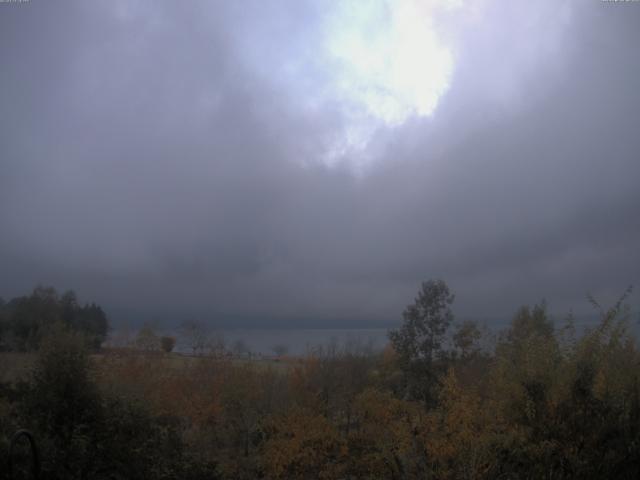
261 408 346 480
422 368 494 479
347 388 421 479
135 323 159 352
452 320 483 360
505 302 554 347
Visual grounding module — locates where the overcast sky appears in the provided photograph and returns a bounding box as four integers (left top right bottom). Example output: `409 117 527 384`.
1 0 638 327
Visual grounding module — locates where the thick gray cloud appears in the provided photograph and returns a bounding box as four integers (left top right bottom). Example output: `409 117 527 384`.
1 0 638 326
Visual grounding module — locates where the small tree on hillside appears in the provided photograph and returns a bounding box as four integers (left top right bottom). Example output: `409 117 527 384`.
160 336 176 354
232 339 249 358
180 319 209 356
135 324 159 352
388 279 455 405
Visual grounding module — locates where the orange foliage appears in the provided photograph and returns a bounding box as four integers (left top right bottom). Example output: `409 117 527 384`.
421 368 494 479
261 408 346 480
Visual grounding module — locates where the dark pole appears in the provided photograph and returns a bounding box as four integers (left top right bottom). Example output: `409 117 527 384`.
8 429 40 480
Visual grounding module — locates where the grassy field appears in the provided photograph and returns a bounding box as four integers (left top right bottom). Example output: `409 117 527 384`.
0 350 297 385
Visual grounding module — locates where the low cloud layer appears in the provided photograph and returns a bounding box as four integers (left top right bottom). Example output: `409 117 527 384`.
1 0 638 326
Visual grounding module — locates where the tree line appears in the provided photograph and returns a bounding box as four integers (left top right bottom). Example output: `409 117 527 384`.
1 280 639 479
0 286 108 352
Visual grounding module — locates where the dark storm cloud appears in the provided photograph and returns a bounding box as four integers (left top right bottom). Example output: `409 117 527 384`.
1 0 638 326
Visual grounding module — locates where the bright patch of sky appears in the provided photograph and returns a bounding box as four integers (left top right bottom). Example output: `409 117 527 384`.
326 0 463 126
225 0 474 168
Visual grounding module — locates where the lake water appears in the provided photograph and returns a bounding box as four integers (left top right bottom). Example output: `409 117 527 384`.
108 327 391 356
208 328 391 355
108 312 638 357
